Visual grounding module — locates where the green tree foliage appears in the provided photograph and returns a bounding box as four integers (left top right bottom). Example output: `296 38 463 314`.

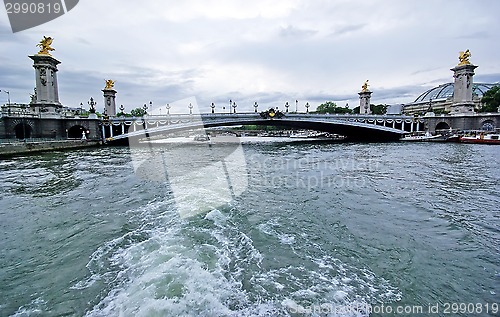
130 107 147 117
371 104 388 115
316 101 352 114
351 104 387 114
480 85 500 113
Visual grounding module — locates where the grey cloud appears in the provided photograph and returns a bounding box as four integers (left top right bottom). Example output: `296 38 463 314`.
279 25 317 39
330 23 366 36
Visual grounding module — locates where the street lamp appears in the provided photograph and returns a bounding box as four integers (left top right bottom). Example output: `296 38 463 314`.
166 103 171 115
143 103 148 115
211 102 215 114
188 103 193 114
254 102 258 113
21 105 27 142
149 101 153 114
295 100 298 112
80 102 83 114
232 101 237 114
119 104 125 113
285 101 289 113
0 89 11 115
229 99 232 114
305 102 310 113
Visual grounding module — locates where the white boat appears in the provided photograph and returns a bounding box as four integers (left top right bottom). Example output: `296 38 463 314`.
400 132 444 142
289 131 326 139
193 134 210 141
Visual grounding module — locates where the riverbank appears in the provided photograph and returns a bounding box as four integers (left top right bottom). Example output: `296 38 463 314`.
0 139 102 157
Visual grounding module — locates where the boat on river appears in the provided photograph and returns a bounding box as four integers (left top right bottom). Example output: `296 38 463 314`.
400 132 444 142
460 133 500 144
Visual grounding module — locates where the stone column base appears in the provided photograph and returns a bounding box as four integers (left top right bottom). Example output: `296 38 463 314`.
450 103 474 115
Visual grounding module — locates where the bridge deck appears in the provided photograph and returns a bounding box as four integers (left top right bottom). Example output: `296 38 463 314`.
104 113 419 142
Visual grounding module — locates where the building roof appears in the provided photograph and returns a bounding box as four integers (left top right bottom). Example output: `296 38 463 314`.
413 83 495 104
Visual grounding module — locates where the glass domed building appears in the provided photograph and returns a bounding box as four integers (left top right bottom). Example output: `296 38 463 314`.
403 83 496 115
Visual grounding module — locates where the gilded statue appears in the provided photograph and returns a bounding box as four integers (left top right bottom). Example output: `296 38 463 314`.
104 79 115 89
37 36 55 55
458 49 471 66
361 80 369 92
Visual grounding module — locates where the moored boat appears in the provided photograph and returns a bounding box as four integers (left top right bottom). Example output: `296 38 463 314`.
460 133 500 144
400 132 444 142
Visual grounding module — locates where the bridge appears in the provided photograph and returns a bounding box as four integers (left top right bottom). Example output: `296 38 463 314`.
102 112 425 142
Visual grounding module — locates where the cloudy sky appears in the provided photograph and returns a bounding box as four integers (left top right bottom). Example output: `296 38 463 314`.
1 0 499 113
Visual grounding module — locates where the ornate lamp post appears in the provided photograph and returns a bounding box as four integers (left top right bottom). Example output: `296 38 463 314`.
285 101 289 113
149 101 153 114
232 101 237 114
21 105 28 142
305 102 310 113
80 102 83 114
88 97 97 113
143 104 148 116
1 90 11 115
188 103 193 114
119 104 125 116
254 102 258 113
295 99 298 112
0 89 11 106
229 99 232 114
211 102 215 113
166 103 171 115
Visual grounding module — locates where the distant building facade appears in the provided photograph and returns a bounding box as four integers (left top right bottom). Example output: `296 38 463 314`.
403 83 495 115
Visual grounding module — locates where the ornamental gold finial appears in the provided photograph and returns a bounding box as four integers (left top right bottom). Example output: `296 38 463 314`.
104 79 115 89
458 49 471 66
36 36 55 56
361 80 369 92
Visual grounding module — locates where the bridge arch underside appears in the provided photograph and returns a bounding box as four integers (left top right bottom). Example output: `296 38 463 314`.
122 119 404 142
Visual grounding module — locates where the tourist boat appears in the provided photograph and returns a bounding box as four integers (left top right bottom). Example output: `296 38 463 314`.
400 132 444 142
289 131 327 139
460 133 500 144
193 134 210 141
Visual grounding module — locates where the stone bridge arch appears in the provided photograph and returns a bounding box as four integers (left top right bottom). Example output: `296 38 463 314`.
68 125 87 139
435 121 451 131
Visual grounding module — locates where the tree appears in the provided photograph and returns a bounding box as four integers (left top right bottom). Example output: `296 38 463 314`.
131 107 147 117
351 104 387 114
316 101 352 114
371 104 388 115
480 85 500 113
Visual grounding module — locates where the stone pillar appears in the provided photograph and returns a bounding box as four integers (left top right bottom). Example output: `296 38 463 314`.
102 88 117 117
29 54 62 111
450 56 477 115
358 90 372 115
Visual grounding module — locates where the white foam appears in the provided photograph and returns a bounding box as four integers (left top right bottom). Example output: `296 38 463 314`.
81 199 399 317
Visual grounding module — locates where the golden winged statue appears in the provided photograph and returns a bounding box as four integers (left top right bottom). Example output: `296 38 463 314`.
458 49 471 66
361 80 369 92
104 79 115 89
37 36 55 55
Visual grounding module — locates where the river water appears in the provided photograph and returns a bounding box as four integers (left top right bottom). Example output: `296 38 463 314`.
0 139 498 316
